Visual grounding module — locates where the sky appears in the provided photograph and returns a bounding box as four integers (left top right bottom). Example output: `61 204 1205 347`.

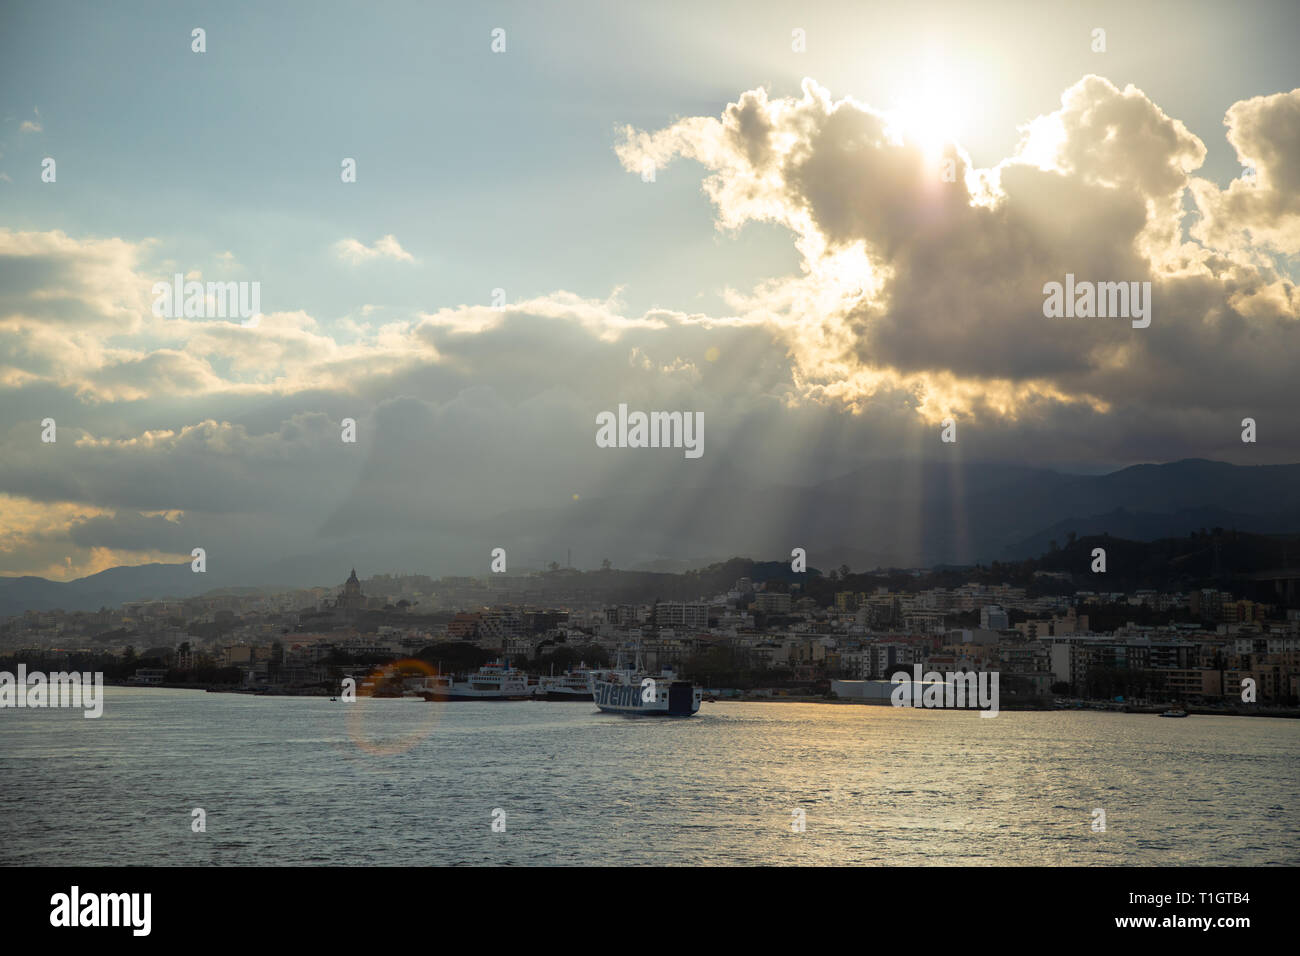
1 0 1299 581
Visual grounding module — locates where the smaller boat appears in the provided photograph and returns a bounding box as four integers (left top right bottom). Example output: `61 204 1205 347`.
537 663 595 701
1159 708 1188 718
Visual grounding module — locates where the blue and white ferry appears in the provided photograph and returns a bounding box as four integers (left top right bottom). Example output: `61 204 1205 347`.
588 651 702 717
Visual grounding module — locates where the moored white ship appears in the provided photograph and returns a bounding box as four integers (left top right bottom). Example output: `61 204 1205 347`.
409 659 530 701
588 652 701 716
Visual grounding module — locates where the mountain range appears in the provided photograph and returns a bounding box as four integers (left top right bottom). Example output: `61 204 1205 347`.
4 458 1300 616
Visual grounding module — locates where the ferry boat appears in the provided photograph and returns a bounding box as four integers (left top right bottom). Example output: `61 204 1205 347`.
536 665 595 701
409 660 530 701
1159 708 1189 718
588 651 701 716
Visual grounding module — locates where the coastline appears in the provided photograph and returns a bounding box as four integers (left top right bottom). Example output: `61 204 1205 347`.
101 683 1300 717
706 695 1300 717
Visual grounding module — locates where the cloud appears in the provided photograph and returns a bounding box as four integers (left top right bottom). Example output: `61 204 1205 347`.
0 230 437 401
617 75 1300 433
333 234 415 264
3 75 1300 578
0 228 153 331
0 495 184 579
1190 88 1300 255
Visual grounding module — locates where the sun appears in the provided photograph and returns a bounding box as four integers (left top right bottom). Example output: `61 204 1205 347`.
887 54 966 166
892 86 962 164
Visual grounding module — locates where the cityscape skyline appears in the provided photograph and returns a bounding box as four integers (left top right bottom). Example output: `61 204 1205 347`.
6 540 1298 710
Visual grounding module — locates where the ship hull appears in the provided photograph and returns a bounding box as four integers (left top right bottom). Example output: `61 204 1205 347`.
413 681 530 701
591 678 701 716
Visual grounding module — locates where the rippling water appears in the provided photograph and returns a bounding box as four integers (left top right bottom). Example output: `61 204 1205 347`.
2 687 1296 865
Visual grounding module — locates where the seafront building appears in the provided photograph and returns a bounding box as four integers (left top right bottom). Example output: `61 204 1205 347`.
2 566 1298 706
